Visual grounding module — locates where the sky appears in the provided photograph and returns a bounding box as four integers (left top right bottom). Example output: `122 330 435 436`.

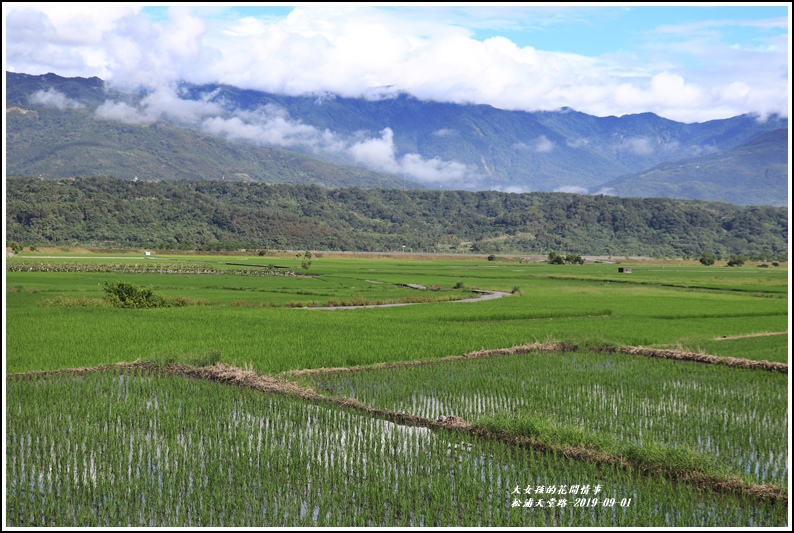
3 3 791 123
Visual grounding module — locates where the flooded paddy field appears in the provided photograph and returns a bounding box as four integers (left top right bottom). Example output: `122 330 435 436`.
6 372 786 527
300 351 788 486
5 254 789 526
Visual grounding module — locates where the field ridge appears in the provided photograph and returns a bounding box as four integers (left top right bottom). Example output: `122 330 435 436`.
713 331 787 341
278 342 788 377
7 360 786 505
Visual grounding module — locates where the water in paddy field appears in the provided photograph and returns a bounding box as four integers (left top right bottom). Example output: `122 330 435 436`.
328 356 787 486
6 373 787 527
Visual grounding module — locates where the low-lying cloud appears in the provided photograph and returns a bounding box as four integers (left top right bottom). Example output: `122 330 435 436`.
29 89 85 110
93 89 482 187
95 100 153 125
554 185 589 194
616 137 654 156
513 135 556 153
95 86 225 125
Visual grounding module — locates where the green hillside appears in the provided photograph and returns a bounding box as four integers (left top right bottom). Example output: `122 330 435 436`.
6 176 787 258
5 105 416 189
603 129 789 206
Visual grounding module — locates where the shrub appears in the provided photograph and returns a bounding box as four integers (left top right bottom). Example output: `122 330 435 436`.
102 281 168 309
487 254 496 261
453 281 465 289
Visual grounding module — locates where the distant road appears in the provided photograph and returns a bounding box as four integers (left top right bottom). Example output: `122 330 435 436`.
301 290 513 310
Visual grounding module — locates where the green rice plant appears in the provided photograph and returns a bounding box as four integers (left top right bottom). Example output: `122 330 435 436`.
7 258 789 376
6 372 787 527
477 411 729 481
672 334 789 363
304 351 788 486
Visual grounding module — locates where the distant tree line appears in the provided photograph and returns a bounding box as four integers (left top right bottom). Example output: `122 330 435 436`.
5 176 789 258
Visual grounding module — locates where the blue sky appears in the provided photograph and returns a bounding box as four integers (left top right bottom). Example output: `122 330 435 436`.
4 3 790 122
138 5 788 56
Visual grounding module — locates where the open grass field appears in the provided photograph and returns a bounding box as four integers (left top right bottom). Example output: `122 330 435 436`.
4 250 790 526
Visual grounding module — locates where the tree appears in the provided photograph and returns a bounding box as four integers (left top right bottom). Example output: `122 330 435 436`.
547 252 564 265
9 241 23 254
726 256 745 267
301 250 312 270
565 253 584 265
699 252 716 266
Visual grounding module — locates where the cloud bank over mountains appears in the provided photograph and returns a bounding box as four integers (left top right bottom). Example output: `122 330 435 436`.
5 5 789 123
76 85 483 187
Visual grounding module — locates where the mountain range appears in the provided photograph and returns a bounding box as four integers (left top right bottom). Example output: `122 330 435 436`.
5 71 789 206
601 128 788 207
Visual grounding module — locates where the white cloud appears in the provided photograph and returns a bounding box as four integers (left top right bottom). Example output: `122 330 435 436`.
140 87 224 124
95 100 152 124
554 186 589 194
399 153 474 185
94 86 225 126
5 5 788 122
29 89 85 110
432 128 455 137
566 137 589 148
492 185 532 194
346 128 480 185
534 136 555 153
201 113 480 186
6 5 140 45
348 128 401 173
616 137 654 156
513 136 555 153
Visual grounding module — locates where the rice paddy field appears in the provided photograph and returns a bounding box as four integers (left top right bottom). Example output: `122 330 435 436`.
4 250 791 527
298 351 788 485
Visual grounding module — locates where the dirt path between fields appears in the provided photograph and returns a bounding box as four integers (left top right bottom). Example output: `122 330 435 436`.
300 289 512 310
280 341 787 377
713 331 787 341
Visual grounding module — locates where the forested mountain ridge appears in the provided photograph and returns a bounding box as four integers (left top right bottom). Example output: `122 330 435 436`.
602 129 789 206
6 71 788 203
5 104 418 190
6 177 787 258
179 82 787 189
